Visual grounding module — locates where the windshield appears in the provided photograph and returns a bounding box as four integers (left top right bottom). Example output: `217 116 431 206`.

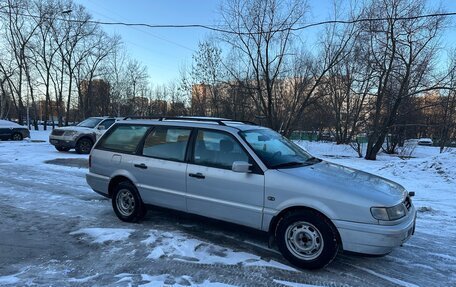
77 118 103 128
240 129 318 169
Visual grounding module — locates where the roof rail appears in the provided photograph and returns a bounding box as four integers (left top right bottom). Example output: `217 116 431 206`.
122 116 162 120
123 116 258 126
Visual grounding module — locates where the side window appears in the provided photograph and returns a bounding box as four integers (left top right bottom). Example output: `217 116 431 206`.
193 130 249 169
97 125 149 153
99 119 115 129
142 126 191 162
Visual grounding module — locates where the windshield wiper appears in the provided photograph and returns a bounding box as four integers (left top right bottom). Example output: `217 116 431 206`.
305 157 322 164
270 161 305 169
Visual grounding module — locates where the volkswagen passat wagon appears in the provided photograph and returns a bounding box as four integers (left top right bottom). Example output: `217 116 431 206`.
86 117 416 269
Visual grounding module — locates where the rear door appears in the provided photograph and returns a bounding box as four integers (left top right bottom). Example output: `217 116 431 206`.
186 129 264 229
133 126 192 211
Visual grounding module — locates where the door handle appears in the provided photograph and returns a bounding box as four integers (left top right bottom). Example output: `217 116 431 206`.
189 172 205 179
134 163 148 169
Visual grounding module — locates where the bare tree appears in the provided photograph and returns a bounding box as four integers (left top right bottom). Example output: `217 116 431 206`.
325 38 374 144
189 40 226 116
76 31 119 118
220 0 307 130
3 0 43 125
220 0 359 135
362 0 447 160
103 40 128 117
59 3 96 125
438 55 456 152
125 59 148 99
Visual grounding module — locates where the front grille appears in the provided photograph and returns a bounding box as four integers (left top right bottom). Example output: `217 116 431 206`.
52 129 65 136
404 196 412 211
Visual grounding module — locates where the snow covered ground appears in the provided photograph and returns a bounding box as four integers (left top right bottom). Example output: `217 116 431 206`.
0 130 455 286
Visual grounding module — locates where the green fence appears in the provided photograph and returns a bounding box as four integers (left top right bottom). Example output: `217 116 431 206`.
290 131 368 143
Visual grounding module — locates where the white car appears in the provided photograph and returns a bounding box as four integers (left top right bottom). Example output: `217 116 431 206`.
417 138 433 146
49 117 121 154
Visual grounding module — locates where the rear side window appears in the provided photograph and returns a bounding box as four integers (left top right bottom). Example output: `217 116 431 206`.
97 125 149 153
142 126 191 162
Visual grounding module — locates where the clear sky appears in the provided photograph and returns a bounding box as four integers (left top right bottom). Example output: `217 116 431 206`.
74 0 456 86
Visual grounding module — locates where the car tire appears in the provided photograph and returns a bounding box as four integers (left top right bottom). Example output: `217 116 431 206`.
11 132 23 141
75 138 93 154
55 146 70 152
275 210 339 269
112 181 147 222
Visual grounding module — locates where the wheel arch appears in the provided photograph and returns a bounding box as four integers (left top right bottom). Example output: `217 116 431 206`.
108 175 135 198
76 134 95 144
269 206 343 251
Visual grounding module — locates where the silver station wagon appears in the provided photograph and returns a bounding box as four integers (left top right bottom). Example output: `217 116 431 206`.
86 117 416 269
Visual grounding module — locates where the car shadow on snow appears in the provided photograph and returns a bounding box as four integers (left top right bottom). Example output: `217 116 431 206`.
44 158 88 168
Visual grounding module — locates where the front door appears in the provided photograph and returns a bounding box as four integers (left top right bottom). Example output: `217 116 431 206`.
186 129 264 229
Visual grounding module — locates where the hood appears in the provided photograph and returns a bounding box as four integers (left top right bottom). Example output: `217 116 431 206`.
278 160 406 206
55 126 94 132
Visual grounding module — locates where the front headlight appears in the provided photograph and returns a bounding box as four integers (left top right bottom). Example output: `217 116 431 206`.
63 130 78 137
371 204 406 221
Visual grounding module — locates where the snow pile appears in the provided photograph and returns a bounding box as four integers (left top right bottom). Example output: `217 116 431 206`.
0 274 20 285
70 228 134 244
297 140 359 158
378 150 456 183
141 230 296 271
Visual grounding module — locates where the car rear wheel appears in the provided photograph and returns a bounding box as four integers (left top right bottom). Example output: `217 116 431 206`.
75 138 93 154
55 146 70 152
11 133 23 141
275 210 339 269
112 181 147 222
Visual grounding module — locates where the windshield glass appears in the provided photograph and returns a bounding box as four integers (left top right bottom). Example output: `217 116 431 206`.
77 118 103 128
240 129 316 169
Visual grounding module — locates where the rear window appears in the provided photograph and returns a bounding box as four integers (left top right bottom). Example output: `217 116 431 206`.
97 124 149 153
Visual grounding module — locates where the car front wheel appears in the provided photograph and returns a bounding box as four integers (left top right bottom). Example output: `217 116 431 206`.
112 181 147 222
276 210 339 269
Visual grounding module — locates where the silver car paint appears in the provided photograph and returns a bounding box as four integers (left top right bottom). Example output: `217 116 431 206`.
86 119 416 255
186 163 264 229
133 155 188 211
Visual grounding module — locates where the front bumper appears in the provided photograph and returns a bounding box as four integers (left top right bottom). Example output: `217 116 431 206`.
49 135 77 148
334 207 417 255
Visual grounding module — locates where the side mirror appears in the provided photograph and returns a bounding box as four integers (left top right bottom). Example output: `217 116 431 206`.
232 161 252 173
97 125 105 130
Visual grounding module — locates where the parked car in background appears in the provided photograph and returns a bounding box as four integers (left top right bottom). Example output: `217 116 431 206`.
49 117 121 154
417 138 433 146
86 116 416 269
0 120 30 141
